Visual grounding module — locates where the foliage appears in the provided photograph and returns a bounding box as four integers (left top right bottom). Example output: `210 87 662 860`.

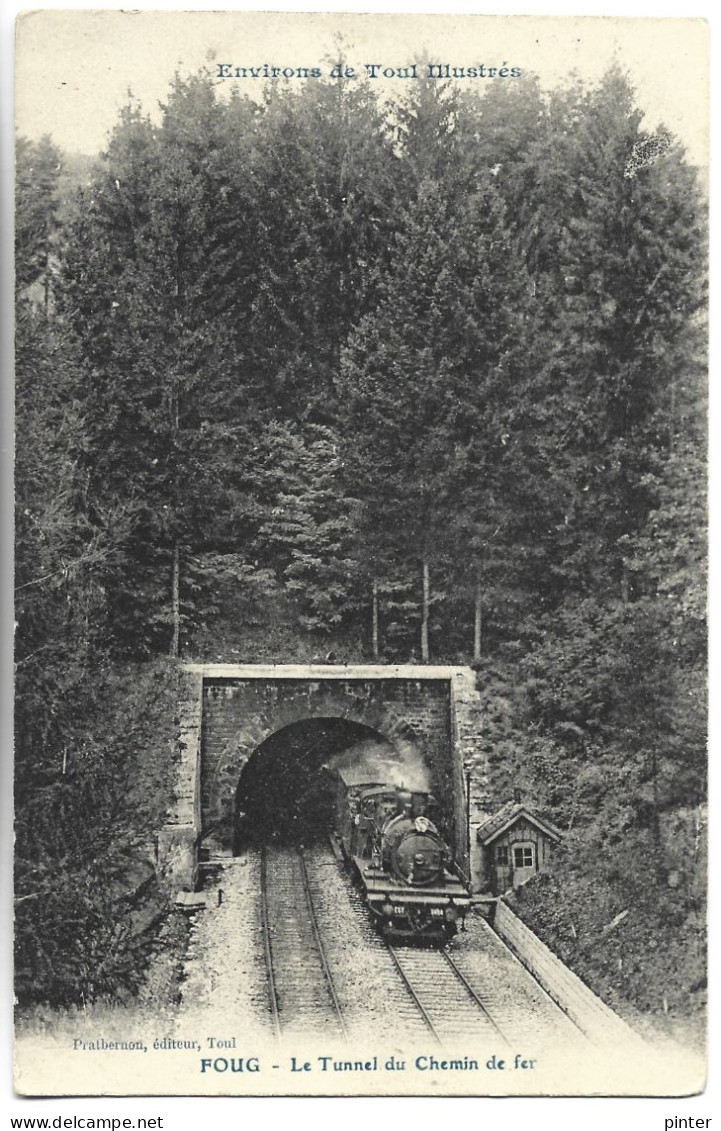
14 661 178 1006
15 135 62 300
256 421 360 631
507 807 706 1040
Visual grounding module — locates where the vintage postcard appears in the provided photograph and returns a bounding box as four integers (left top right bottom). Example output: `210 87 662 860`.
13 9 708 1098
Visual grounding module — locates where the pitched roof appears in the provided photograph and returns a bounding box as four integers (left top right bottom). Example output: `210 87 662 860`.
476 801 563 846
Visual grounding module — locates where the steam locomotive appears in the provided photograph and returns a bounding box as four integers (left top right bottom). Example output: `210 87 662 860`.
331 767 471 941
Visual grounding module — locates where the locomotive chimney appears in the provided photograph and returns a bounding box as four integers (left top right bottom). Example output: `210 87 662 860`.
397 788 413 815
411 791 427 817
513 788 522 804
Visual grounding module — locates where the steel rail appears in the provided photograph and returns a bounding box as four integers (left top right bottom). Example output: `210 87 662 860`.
259 846 281 1039
441 948 510 1045
385 944 443 1046
296 846 349 1040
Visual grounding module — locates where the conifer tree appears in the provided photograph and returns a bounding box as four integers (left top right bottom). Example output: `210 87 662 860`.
246 78 399 420
256 422 359 633
15 134 62 304
341 172 526 659
59 77 263 653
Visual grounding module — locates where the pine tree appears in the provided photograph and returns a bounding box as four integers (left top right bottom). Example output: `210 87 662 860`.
245 78 399 420
15 135 62 305
254 422 359 633
507 66 705 608
341 172 526 659
59 78 263 654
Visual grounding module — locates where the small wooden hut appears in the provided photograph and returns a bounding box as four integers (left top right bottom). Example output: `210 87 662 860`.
477 796 562 895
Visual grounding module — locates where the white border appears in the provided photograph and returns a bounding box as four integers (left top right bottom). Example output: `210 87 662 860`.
3 4 716 1129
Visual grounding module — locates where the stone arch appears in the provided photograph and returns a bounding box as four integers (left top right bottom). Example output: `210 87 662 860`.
233 716 397 851
201 686 426 852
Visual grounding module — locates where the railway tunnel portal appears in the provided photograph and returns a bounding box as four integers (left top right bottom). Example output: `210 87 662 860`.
161 664 488 889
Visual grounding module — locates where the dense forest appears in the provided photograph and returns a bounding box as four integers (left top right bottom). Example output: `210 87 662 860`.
15 66 706 1040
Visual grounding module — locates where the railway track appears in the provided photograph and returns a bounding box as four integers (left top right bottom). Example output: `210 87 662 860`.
329 833 575 1047
256 837 580 1048
386 943 511 1046
259 843 348 1039
315 841 446 1043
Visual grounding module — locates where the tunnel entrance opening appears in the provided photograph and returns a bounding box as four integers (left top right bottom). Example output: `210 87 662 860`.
234 718 400 851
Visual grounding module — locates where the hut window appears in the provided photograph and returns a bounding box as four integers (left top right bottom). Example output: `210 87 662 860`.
495 846 509 864
514 845 534 868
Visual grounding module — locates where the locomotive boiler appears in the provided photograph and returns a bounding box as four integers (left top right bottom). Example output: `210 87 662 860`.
331 768 471 941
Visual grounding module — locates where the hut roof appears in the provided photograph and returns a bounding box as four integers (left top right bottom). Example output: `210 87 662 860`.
476 801 563 846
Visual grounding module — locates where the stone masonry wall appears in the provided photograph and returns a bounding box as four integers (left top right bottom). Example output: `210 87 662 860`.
201 675 451 853
494 900 644 1046
161 664 489 889
157 666 203 890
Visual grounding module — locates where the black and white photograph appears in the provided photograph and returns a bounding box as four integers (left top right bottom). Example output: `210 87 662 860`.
10 7 709 1102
